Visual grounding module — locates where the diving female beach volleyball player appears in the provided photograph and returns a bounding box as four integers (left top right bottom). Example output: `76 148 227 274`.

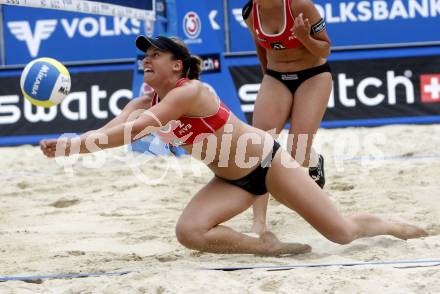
40 36 427 256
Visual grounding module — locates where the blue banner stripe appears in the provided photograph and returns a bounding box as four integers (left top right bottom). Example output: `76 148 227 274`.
0 134 60 146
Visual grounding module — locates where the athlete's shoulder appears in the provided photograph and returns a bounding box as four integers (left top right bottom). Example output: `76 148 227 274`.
173 79 201 97
291 0 314 12
242 0 253 20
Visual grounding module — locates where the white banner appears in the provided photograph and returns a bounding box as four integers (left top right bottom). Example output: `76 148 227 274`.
0 0 155 20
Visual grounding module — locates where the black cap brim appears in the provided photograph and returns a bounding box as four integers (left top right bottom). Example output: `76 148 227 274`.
136 35 189 62
136 35 163 52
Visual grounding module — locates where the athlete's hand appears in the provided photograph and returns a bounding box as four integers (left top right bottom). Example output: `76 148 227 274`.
40 138 71 158
292 13 311 42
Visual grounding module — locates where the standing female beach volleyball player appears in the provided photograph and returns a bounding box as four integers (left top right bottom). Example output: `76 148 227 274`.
242 0 333 234
40 36 427 256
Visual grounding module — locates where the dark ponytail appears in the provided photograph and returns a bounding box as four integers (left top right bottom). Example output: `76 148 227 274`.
167 36 202 79
186 55 202 80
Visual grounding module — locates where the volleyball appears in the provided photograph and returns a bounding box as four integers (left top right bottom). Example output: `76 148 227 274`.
20 57 71 107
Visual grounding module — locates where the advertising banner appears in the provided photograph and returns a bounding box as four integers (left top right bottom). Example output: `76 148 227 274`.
203 0 226 49
0 64 132 145
314 0 440 48
229 55 440 126
0 0 155 20
227 0 440 53
327 55 440 123
2 5 149 65
174 0 224 54
227 0 254 52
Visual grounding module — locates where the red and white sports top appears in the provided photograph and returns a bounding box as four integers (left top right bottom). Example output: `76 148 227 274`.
252 0 302 50
151 78 231 146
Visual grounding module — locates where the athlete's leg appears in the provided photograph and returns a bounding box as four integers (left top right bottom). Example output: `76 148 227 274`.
252 74 292 133
175 176 311 255
266 149 428 244
289 72 332 189
289 72 332 167
251 74 293 235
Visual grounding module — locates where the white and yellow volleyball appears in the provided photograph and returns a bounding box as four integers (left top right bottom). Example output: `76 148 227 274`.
20 57 71 107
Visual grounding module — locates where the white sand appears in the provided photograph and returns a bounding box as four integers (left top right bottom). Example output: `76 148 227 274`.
1 125 439 293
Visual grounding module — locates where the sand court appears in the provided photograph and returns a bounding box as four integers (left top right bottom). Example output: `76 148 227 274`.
1 125 440 293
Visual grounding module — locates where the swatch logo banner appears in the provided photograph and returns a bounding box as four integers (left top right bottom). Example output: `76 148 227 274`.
229 55 440 125
0 69 132 136
228 65 262 123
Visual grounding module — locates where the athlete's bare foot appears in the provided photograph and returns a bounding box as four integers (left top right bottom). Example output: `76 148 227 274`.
250 220 267 235
390 222 429 240
259 231 311 256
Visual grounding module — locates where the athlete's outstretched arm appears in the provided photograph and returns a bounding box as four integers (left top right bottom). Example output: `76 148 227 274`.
98 94 153 131
40 87 195 158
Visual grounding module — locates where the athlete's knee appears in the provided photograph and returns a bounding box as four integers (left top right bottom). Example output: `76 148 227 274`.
290 148 310 167
175 221 207 250
323 226 356 245
253 119 277 133
327 232 354 245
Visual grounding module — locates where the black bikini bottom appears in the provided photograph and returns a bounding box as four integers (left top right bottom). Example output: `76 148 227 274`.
266 62 331 95
219 141 281 196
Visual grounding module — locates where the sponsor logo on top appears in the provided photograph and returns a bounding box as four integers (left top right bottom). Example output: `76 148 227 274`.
7 17 142 57
199 54 221 74
182 11 202 44
232 8 247 28
315 1 440 23
8 20 57 57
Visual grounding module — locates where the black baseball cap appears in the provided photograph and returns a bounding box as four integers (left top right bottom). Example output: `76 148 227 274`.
136 35 189 61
